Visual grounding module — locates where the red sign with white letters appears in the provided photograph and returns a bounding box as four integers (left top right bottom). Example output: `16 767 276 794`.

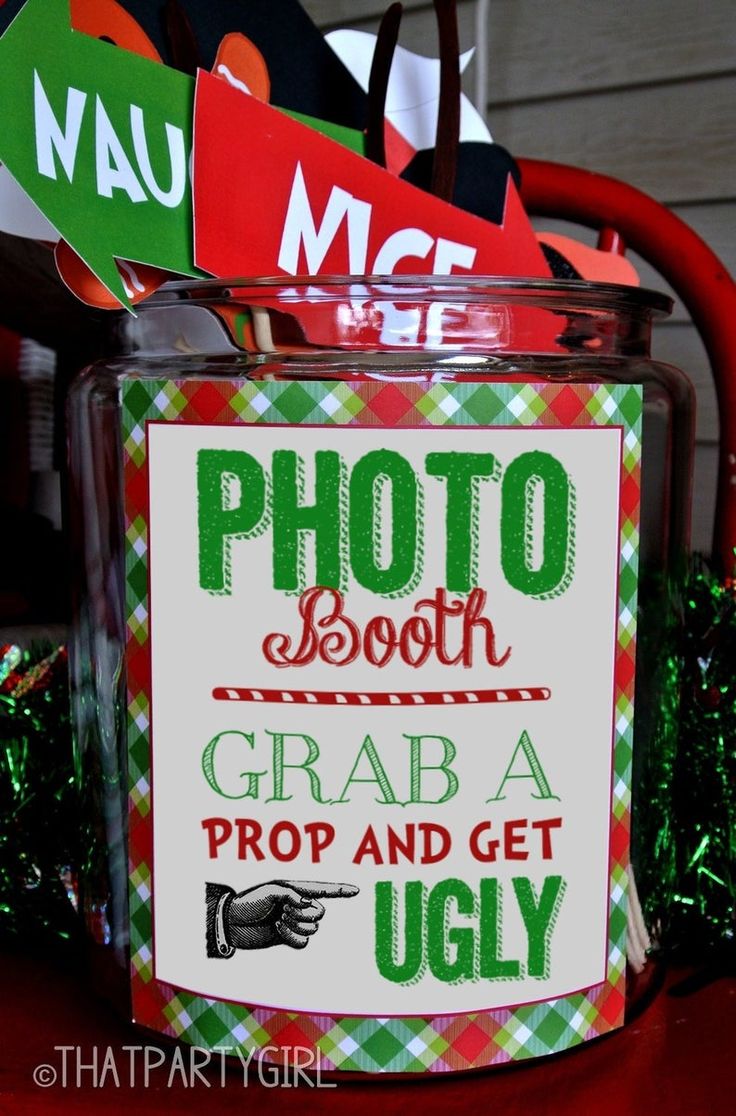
193 69 550 280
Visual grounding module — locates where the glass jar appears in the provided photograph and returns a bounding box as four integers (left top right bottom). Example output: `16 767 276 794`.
67 277 693 1074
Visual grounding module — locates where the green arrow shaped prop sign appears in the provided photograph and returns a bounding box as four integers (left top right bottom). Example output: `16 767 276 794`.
0 0 200 308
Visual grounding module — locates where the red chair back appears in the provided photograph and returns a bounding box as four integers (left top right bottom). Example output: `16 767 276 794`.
519 157 736 574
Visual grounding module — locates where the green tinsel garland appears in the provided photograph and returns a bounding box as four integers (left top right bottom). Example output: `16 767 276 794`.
639 558 736 953
0 642 81 949
0 559 734 954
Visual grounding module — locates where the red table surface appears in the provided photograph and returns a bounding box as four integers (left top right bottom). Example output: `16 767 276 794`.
0 950 733 1115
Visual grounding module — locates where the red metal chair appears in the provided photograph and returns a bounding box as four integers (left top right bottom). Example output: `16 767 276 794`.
518 158 736 575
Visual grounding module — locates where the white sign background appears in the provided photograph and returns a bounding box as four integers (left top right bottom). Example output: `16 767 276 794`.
147 421 623 1016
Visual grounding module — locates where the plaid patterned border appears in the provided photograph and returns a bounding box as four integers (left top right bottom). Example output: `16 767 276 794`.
122 377 641 1072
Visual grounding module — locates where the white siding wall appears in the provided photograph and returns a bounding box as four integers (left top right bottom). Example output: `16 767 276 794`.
304 0 736 554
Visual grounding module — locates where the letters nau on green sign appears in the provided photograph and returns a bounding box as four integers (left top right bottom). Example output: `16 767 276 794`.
0 0 200 307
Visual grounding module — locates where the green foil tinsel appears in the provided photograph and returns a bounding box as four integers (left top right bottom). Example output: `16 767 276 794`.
0 642 80 949
639 557 736 953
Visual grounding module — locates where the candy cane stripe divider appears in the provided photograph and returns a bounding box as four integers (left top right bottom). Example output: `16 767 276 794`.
212 685 552 705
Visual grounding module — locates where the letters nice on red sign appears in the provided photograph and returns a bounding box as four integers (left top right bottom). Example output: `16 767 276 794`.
192 69 550 281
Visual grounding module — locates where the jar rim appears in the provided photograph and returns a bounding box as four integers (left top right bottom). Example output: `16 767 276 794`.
146 274 673 317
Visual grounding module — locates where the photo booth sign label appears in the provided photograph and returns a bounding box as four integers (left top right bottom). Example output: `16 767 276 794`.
122 377 641 1065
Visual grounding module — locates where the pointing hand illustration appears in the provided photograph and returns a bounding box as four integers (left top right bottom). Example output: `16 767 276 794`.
206 880 359 956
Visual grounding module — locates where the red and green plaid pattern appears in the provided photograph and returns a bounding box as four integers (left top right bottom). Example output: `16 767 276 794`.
122 376 641 1072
